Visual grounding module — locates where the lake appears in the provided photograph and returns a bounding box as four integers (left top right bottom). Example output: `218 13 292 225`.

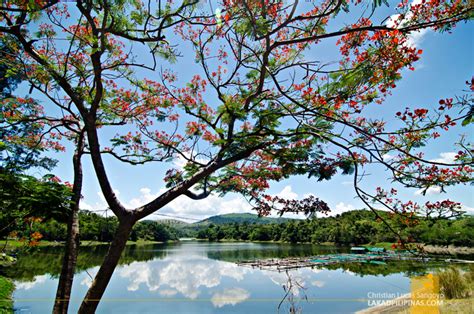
5 241 452 313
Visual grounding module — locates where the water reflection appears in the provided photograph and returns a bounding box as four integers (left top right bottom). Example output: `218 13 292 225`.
207 242 348 262
211 288 250 308
118 256 250 299
8 242 455 313
1 244 165 282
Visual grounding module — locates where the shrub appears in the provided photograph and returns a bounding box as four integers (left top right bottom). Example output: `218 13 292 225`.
438 267 470 299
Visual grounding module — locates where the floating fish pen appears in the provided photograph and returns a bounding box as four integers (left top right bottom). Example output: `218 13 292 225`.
237 253 430 271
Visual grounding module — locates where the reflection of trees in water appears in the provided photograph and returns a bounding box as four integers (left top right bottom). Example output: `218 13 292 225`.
207 244 349 262
1 244 168 281
7 242 467 313
322 260 448 277
5 242 455 283
209 244 448 277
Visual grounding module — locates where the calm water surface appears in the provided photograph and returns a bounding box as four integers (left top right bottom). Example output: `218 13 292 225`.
7 241 449 313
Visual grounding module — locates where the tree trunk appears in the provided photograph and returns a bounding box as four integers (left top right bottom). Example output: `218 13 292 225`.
78 218 134 314
53 134 84 314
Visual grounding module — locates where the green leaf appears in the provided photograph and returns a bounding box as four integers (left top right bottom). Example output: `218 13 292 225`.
461 107 473 126
130 11 144 24
462 116 473 126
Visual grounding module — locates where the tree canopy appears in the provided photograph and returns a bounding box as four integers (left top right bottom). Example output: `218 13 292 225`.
0 171 72 245
0 0 473 312
193 210 474 247
1 0 472 224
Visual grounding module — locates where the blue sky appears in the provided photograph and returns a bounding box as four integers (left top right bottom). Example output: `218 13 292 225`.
24 2 474 221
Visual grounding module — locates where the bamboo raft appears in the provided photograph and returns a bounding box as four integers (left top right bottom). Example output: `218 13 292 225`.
237 253 431 271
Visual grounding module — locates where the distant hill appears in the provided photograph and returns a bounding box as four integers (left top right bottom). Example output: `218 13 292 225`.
194 213 295 226
156 219 189 227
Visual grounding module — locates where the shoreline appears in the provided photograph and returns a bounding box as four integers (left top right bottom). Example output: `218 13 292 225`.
2 239 473 256
421 244 474 256
0 239 174 250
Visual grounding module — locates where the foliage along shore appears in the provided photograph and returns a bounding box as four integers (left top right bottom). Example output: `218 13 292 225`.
0 239 176 249
0 276 14 313
1 209 473 256
1 241 473 258
190 210 473 250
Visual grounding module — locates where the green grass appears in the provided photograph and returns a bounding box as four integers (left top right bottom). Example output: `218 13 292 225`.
0 239 169 249
437 266 473 299
0 276 14 313
0 239 63 248
439 298 474 314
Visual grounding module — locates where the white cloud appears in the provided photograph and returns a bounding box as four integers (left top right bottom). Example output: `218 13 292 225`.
81 276 93 288
461 205 474 215
157 192 253 221
80 190 119 213
99 184 255 221
330 202 355 216
173 154 210 171
79 267 98 288
124 187 161 209
386 0 428 48
211 288 250 308
311 280 326 288
14 275 47 290
275 186 298 199
106 185 309 221
173 155 188 170
382 154 394 162
81 184 253 221
412 152 460 196
429 152 457 164
267 185 308 219
159 289 178 297
406 29 428 47
344 270 356 276
79 201 94 211
415 186 442 196
82 184 352 221
80 200 107 212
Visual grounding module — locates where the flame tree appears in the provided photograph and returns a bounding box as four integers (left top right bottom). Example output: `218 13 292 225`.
0 0 472 313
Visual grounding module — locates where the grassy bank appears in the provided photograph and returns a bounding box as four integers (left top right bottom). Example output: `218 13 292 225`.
438 298 474 313
0 239 62 248
362 242 474 256
422 244 474 256
0 239 172 250
0 276 14 313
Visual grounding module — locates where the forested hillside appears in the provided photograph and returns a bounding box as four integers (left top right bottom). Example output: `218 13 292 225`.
6 209 472 247
195 213 293 225
192 210 474 246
